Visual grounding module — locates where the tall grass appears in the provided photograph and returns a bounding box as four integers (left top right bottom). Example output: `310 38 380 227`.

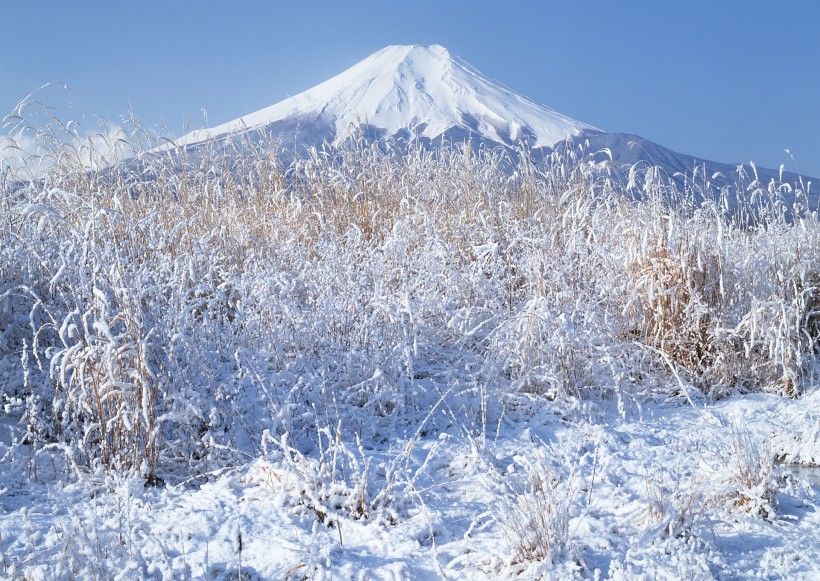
0 109 818 482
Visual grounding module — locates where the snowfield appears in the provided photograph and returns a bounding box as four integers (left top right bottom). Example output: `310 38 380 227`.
2 392 820 579
1 102 819 578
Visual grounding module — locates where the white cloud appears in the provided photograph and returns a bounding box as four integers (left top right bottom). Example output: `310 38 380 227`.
1 124 135 180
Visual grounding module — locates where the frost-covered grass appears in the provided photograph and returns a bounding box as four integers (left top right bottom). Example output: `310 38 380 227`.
1 114 819 579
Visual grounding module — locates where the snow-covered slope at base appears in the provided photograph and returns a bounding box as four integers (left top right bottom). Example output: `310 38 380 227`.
174 44 595 149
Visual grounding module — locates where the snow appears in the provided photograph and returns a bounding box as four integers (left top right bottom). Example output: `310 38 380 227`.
173 45 596 149
2 394 820 579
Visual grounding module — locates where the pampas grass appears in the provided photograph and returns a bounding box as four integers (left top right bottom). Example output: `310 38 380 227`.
1 106 818 483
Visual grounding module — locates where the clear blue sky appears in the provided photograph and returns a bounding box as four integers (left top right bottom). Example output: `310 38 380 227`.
3 1 819 176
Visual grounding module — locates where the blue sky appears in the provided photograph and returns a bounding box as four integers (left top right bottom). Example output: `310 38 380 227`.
3 1 819 176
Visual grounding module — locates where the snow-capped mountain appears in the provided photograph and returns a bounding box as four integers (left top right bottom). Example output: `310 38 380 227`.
174 44 594 151
171 44 815 202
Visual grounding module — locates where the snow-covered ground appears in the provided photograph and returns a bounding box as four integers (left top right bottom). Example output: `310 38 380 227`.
2 391 819 579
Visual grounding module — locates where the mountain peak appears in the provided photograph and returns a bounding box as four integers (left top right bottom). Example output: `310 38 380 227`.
336 44 454 76
175 44 596 149
377 43 450 58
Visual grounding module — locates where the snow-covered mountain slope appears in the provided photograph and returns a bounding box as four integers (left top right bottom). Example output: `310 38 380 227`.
565 129 814 193
173 44 595 150
166 44 816 210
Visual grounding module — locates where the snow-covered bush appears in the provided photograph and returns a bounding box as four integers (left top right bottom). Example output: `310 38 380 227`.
253 430 376 524
714 423 779 519
642 463 706 539
498 458 576 566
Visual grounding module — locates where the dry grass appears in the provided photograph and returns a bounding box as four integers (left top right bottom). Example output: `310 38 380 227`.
1 107 818 481
498 460 576 566
643 465 705 538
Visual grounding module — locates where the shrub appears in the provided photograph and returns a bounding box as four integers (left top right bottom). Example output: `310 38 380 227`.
496 446 578 567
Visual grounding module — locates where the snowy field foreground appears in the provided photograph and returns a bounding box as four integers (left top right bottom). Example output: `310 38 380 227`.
1 125 818 579
2 392 820 579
